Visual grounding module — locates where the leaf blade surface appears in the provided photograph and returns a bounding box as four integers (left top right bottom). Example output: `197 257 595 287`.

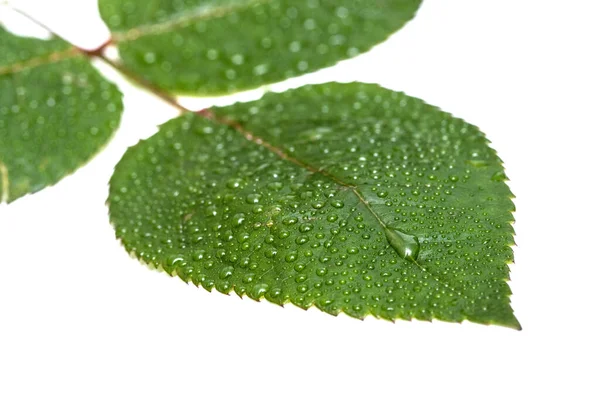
99 0 422 95
0 27 123 202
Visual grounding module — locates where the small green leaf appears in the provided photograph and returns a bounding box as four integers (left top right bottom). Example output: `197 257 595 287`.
0 27 123 203
99 0 422 95
108 83 519 328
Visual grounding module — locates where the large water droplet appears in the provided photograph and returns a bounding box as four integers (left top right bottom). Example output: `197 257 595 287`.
219 266 235 279
331 200 344 208
250 283 269 299
226 177 244 189
384 227 420 261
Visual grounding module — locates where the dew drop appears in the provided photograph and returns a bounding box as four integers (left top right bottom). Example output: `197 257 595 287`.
299 223 314 233
253 63 269 76
246 193 262 204
295 235 309 245
219 266 235 279
167 255 185 267
331 199 344 208
283 216 298 225
250 283 269 299
226 178 243 189
294 264 306 272
204 205 218 217
231 53 244 65
144 52 156 64
233 213 246 226
207 48 218 60
384 227 420 261
267 181 283 191
297 284 308 293
312 201 325 209
285 252 298 263
491 171 508 182
216 282 231 293
237 232 250 243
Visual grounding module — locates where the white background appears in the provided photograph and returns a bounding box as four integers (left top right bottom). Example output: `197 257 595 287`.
1 0 599 399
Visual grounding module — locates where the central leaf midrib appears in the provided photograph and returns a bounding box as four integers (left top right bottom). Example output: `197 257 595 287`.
0 47 78 76
203 112 468 299
206 113 393 242
113 0 272 42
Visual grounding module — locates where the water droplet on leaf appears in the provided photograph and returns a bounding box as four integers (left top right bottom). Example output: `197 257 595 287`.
384 227 420 261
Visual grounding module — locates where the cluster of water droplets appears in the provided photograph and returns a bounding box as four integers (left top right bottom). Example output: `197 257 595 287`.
100 0 419 95
110 83 515 323
0 29 122 201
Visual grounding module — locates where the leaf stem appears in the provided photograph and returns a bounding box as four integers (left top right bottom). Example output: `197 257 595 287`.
4 4 189 114
81 38 113 57
95 53 189 113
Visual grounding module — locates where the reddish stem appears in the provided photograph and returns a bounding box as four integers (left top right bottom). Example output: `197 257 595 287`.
81 38 113 57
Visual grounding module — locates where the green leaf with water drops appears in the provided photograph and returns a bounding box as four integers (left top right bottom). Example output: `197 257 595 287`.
0 27 123 203
108 82 519 328
99 0 422 96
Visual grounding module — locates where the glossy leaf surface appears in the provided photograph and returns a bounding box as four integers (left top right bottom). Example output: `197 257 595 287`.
108 83 519 328
99 0 422 95
0 27 123 203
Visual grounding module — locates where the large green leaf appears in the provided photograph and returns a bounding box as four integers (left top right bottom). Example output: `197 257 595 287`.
108 83 519 328
99 0 422 95
0 27 123 203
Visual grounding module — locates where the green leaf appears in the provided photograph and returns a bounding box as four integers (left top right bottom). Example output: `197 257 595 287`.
0 27 123 203
99 0 422 95
108 82 519 329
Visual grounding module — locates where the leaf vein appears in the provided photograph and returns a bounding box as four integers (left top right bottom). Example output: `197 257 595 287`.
113 0 272 42
0 47 78 76
204 112 468 297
